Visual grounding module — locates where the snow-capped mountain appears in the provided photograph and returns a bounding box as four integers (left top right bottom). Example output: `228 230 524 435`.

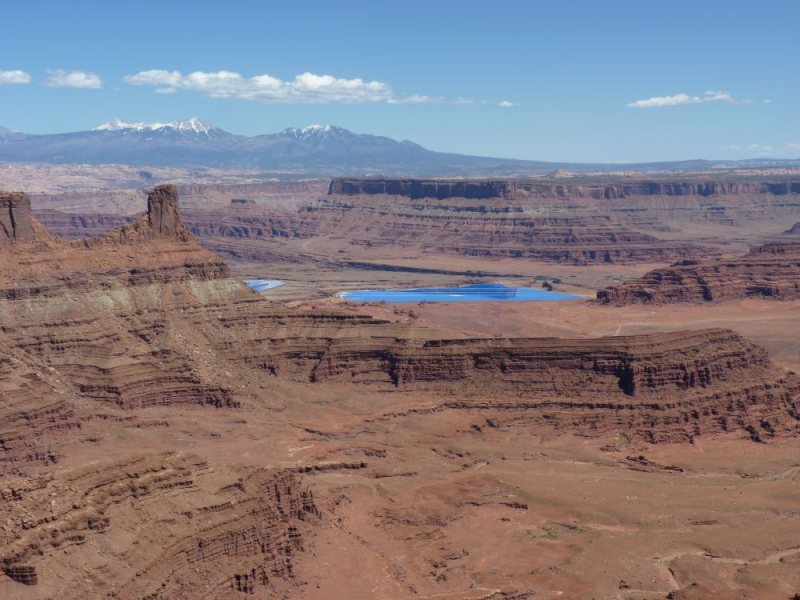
279 124 336 139
0 119 446 172
94 117 217 136
1 119 798 175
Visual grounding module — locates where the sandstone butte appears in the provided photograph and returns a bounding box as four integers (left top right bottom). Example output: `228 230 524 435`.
597 241 800 305
0 185 798 598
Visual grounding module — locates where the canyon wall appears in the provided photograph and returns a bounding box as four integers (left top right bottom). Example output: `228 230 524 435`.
329 177 800 200
33 210 134 238
597 242 800 305
3 185 800 596
7 186 798 449
33 176 800 268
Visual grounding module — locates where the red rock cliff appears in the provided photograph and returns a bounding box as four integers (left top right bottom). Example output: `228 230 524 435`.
0 192 36 244
597 242 800 305
329 177 800 200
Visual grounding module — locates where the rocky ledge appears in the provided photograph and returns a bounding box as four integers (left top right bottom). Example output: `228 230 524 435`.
329 177 800 200
597 242 800 305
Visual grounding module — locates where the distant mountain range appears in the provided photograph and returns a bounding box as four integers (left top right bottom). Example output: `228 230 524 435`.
1 118 799 176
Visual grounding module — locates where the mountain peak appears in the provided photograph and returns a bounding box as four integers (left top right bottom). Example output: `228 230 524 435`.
169 117 215 134
303 124 333 133
94 117 216 136
94 118 162 132
279 124 350 140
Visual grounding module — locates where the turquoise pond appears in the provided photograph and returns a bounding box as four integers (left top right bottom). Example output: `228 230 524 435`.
339 283 581 303
245 280 285 292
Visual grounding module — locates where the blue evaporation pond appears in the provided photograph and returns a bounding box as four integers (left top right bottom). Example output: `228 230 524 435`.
339 283 581 303
245 280 285 293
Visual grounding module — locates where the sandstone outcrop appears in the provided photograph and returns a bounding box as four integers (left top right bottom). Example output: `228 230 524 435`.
0 192 52 246
0 192 35 244
216 321 799 443
3 185 800 597
786 221 800 234
0 186 321 597
597 242 800 305
0 454 319 598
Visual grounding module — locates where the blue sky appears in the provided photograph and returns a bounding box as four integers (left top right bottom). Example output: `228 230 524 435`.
1 0 798 162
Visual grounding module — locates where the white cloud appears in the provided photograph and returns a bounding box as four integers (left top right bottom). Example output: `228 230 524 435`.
45 69 102 89
722 142 800 157
388 94 446 104
0 70 31 84
124 69 471 104
763 99 773 104
627 94 701 108
748 144 776 155
155 87 177 94
702 90 734 102
627 90 740 108
125 69 392 103
498 100 519 108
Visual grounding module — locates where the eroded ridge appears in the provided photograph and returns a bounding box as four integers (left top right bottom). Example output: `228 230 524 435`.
209 319 800 442
597 242 800 305
0 185 240 480
0 453 319 598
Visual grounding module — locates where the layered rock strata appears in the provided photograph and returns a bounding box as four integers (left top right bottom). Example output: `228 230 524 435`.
211 318 799 442
0 454 319 598
5 186 798 446
30 176 800 270
0 186 320 597
597 242 800 304
2 185 800 596
329 177 800 201
32 210 134 238
168 198 708 266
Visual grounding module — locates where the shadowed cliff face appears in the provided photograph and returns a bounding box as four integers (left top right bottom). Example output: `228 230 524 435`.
329 178 518 199
329 177 800 200
0 192 35 244
147 184 190 240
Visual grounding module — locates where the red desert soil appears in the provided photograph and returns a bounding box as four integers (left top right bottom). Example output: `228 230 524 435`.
1 181 800 599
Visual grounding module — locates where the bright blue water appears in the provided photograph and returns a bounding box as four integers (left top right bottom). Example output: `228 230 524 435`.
245 280 285 293
339 283 581 303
